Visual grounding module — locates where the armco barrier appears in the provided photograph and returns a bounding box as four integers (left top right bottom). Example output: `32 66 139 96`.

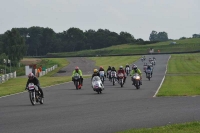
0 71 16 84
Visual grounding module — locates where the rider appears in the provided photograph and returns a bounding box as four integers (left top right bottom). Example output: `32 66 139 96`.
117 66 126 84
106 66 112 78
130 65 142 85
25 72 44 98
153 57 156 60
99 66 106 77
146 65 153 77
111 66 116 72
72 66 83 88
92 69 100 78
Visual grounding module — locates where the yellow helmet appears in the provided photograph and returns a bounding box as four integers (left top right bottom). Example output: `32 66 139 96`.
94 69 98 73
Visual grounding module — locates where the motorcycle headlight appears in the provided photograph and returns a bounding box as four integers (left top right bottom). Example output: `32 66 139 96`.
136 76 140 80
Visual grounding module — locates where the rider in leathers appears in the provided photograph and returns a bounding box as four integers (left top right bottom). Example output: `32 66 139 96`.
26 73 44 98
72 66 83 88
146 65 153 77
117 66 126 84
130 65 142 85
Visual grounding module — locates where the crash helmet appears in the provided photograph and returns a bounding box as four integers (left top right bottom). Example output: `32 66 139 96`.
75 66 79 70
119 66 123 70
133 65 137 70
94 69 98 73
28 72 34 80
100 66 103 69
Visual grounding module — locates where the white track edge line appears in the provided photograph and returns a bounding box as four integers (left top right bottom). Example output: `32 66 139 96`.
153 55 171 97
0 81 72 99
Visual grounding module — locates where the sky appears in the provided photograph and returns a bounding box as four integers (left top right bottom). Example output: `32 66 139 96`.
0 0 199 40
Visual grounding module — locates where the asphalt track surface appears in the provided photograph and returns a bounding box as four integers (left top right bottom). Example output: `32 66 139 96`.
1 55 200 133
54 57 96 76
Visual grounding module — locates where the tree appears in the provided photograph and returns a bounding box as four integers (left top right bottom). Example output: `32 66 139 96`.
157 32 168 41
149 31 168 41
192 34 200 38
2 28 26 66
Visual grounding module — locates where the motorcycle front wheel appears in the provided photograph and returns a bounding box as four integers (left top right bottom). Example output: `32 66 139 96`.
29 91 36 105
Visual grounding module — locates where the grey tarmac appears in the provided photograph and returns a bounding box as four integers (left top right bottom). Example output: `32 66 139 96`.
0 54 200 133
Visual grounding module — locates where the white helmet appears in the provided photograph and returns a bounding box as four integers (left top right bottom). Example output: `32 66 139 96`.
119 66 123 69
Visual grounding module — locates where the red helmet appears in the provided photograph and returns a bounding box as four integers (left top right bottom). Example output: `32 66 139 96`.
100 66 103 69
75 66 79 70
28 73 34 79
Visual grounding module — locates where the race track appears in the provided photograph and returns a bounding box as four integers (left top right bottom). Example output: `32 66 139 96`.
1 54 200 133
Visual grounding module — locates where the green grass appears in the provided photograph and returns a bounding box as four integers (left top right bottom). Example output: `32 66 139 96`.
117 121 200 133
0 58 71 97
157 53 200 96
89 56 140 69
0 75 90 97
47 38 200 56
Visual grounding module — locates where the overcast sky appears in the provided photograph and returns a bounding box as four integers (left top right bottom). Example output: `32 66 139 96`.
0 0 199 40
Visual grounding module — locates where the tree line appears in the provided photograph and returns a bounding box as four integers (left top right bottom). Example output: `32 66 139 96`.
0 26 173 66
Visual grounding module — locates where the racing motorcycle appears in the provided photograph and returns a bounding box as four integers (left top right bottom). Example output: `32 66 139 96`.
132 73 141 89
91 76 104 94
111 71 117 85
107 70 112 82
118 73 124 87
125 67 130 76
99 71 105 84
73 73 81 90
27 83 44 105
146 69 152 81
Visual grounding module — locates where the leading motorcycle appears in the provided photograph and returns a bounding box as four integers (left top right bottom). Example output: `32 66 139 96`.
27 83 44 105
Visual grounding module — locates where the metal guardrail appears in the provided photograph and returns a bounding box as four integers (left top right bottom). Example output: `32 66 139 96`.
0 71 16 84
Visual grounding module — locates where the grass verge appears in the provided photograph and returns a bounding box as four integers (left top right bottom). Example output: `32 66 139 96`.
117 121 200 133
89 56 140 69
157 53 200 96
47 38 200 56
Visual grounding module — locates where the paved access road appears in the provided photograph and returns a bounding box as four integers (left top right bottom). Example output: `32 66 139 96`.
1 55 200 133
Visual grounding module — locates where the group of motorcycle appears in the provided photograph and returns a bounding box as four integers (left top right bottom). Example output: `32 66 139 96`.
143 57 156 81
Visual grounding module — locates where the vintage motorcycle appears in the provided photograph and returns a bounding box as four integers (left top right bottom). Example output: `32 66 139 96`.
118 73 124 87
91 76 104 94
99 71 105 84
125 67 130 76
132 73 141 89
27 83 44 105
146 69 152 81
111 71 117 85
73 73 81 90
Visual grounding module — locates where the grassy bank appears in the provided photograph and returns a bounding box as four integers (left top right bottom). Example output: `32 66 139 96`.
117 121 200 133
89 56 140 69
157 53 200 96
47 38 200 56
0 58 71 97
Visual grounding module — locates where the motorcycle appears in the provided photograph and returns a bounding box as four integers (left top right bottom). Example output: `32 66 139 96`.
132 73 141 89
146 69 152 81
111 71 117 85
73 73 81 90
99 71 105 84
107 70 112 82
27 83 44 105
91 76 104 94
141 58 144 62
143 65 147 72
125 67 130 76
118 73 124 87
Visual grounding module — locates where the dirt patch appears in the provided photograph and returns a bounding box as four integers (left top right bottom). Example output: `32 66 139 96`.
20 58 42 65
